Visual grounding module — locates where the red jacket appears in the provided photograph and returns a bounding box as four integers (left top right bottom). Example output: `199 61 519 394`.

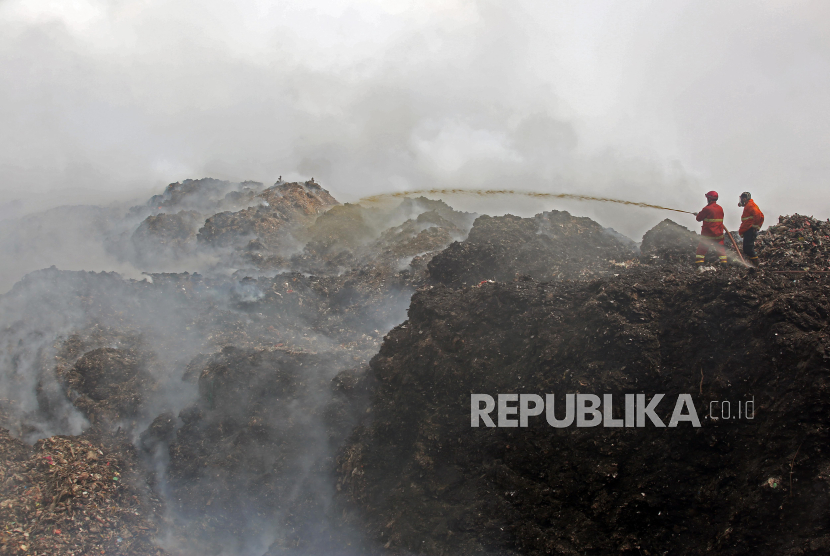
696 202 724 238
738 199 764 236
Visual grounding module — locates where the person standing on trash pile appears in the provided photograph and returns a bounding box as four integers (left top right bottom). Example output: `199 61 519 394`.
693 191 727 265
738 192 764 267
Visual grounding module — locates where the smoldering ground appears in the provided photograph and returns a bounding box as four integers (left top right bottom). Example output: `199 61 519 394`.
0 179 478 555
1 2 828 554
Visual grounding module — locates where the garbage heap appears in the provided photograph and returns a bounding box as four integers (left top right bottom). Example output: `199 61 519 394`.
338 263 830 555
0 182 479 555
756 214 830 271
0 430 166 556
427 210 637 285
639 218 699 263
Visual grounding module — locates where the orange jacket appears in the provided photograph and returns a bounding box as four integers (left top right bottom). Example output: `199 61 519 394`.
696 202 724 237
738 199 764 236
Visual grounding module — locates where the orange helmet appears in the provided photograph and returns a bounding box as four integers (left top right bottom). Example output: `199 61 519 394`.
705 191 718 201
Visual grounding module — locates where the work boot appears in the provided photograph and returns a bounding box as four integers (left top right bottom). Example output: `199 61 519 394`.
749 256 759 267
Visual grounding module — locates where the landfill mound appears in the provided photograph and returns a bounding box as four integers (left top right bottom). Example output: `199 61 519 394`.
427 210 636 286
196 181 338 250
756 214 830 271
639 218 700 262
131 210 204 262
0 429 167 556
299 197 474 273
7 173 830 556
337 264 830 555
60 347 158 426
0 182 478 555
143 178 267 215
151 347 376 554
127 180 341 271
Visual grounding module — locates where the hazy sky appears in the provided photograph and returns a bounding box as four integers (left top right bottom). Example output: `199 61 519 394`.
1 0 828 234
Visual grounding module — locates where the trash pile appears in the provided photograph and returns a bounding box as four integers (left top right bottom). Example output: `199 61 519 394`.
757 214 830 271
58 347 159 427
338 263 830 555
0 430 166 556
142 178 266 215
639 218 700 263
6 173 830 556
152 347 372 554
196 181 338 250
427 210 637 286
1 181 478 555
299 197 474 274
131 211 204 263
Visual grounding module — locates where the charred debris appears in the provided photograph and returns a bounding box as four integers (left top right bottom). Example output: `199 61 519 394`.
1 179 829 555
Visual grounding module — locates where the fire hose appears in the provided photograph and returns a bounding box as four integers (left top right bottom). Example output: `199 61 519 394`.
722 224 747 265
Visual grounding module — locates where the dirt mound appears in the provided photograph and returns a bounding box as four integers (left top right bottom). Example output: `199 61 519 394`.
0 429 166 556
757 214 830 271
338 267 830 555
428 210 636 286
640 218 700 263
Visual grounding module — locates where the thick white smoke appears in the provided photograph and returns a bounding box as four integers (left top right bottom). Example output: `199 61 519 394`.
1 0 827 260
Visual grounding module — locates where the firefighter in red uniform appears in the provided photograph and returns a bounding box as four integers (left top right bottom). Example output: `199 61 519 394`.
693 191 727 265
738 192 764 266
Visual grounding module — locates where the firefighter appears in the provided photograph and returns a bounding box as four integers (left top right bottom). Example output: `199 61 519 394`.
738 192 764 266
693 191 727 265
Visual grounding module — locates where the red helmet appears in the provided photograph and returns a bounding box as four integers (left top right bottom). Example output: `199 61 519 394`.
705 191 718 200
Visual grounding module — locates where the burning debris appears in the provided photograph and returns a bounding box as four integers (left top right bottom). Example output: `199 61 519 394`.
142 178 267 216
2 178 830 556
1 179 479 555
58 348 159 427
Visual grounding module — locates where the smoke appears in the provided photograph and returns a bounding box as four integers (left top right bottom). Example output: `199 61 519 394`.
2 0 827 248
0 1 828 553
0 176 469 554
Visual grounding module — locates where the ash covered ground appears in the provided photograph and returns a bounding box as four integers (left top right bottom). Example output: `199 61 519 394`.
1 179 829 555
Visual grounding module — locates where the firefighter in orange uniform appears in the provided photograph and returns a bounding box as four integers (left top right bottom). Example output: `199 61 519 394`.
738 192 764 266
693 191 727 265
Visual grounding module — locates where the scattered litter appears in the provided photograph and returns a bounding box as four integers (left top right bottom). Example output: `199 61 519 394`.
0 431 167 555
